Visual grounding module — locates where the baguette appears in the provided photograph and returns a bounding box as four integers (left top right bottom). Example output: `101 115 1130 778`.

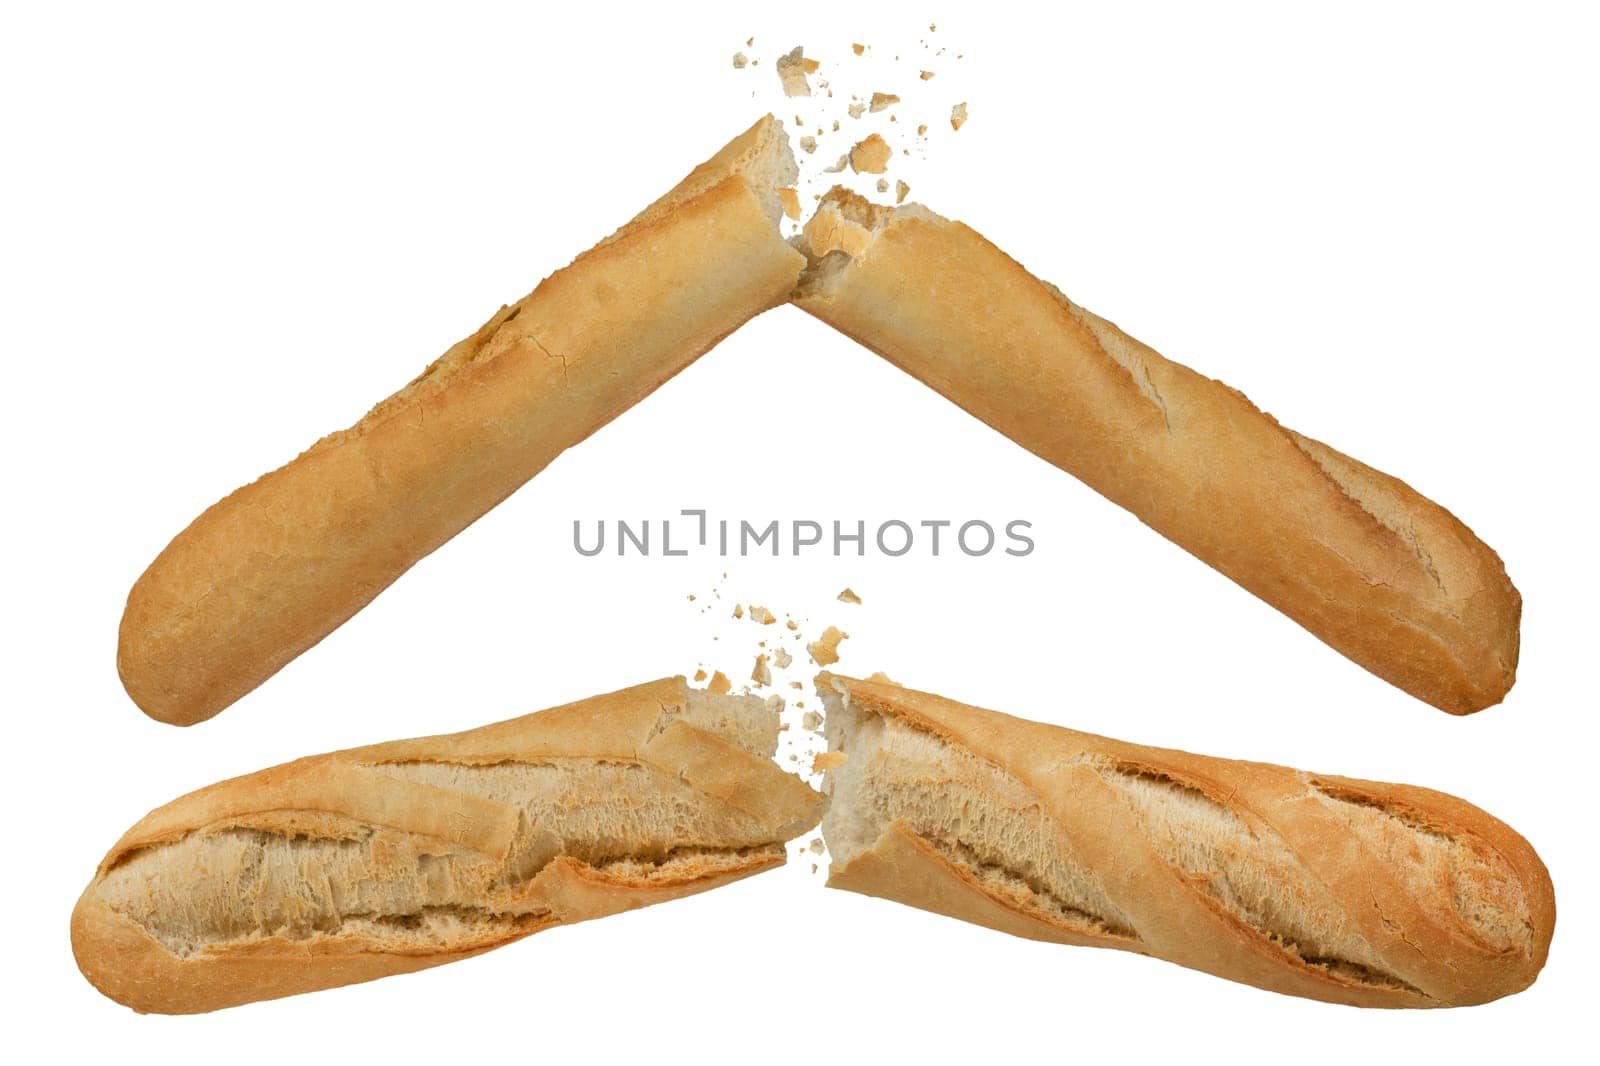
119 116 806 726
72 677 823 1014
794 191 1519 714
816 673 1554 1007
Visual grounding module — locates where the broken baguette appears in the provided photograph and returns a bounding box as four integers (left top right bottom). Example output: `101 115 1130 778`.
119 116 806 726
73 677 823 1014
793 190 1519 714
817 673 1554 1008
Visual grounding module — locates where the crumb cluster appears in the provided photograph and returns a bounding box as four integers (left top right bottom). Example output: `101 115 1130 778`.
726 28 971 229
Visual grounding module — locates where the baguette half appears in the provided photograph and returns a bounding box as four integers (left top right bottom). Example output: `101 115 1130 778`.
817 673 1554 1008
794 191 1519 714
119 116 806 726
73 678 823 1014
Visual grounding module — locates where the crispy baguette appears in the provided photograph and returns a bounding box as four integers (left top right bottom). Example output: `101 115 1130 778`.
73 677 823 1014
119 117 806 726
817 673 1554 1008
794 191 1519 713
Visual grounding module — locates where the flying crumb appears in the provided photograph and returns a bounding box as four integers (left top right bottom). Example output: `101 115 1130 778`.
732 53 748 69
799 135 818 153
790 681 803 690
823 154 850 173
807 625 849 666
708 671 732 695
951 102 968 130
896 180 910 204
693 668 707 682
917 123 928 135
733 603 744 619
802 709 824 731
766 694 786 714
852 43 865 55
786 618 799 631
752 654 772 687
869 92 899 112
809 838 825 854
779 187 801 221
749 605 777 625
876 178 889 193
837 587 861 604
919 70 935 80
811 863 818 874
832 119 840 132
849 134 891 174
847 102 865 119
812 751 848 772
930 23 937 31
777 46 814 96
687 593 696 601
773 646 793 669
803 57 820 74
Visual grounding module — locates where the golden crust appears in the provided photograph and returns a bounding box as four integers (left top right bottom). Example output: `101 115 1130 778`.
119 117 806 726
794 197 1519 713
73 678 822 1013
820 674 1555 1008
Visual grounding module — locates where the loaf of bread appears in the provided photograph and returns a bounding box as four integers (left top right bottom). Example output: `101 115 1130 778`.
794 191 1519 714
817 673 1554 1007
119 116 806 726
73 678 823 1013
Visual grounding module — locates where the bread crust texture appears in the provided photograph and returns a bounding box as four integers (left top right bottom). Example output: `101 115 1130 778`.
818 673 1554 1008
72 678 823 1013
793 191 1519 714
119 116 806 726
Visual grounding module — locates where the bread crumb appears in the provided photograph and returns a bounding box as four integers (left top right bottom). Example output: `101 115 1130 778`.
811 863 818 874
916 123 928 136
733 603 744 619
847 102 865 119
766 694 786 714
752 654 772 687
773 646 793 669
808 837 825 854
732 52 748 69
852 43 865 55
951 102 968 130
786 618 799 631
837 587 861 604
790 681 804 690
687 593 696 601
869 92 899 113
708 671 732 695
812 751 848 772
778 187 801 221
876 178 889 194
802 709 824 731
749 605 777 625
802 207 874 258
919 70 935 80
777 46 813 96
823 154 850 173
693 668 707 682
895 180 910 204
799 135 818 154
803 57 820 74
807 625 849 666
849 134 891 174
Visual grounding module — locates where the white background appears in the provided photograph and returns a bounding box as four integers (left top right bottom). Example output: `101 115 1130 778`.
3 2 1596 1062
